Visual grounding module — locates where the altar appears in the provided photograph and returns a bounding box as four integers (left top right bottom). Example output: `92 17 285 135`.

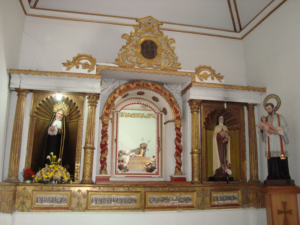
0 16 292 221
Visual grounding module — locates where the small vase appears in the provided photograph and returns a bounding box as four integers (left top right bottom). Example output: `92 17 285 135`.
25 180 31 183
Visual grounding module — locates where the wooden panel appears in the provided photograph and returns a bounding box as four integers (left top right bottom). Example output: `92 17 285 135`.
264 186 300 225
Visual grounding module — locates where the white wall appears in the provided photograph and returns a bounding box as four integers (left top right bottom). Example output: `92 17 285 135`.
0 0 25 69
18 16 247 85
243 0 300 185
0 0 25 181
0 208 267 225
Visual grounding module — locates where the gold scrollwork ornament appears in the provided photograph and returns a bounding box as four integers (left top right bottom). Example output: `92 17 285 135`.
115 16 181 71
62 53 96 72
195 65 224 83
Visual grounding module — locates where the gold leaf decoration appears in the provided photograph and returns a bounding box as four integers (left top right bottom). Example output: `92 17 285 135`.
62 53 96 72
115 16 181 71
195 65 224 83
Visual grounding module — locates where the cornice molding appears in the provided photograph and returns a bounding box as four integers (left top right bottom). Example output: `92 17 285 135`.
181 81 266 95
9 69 102 79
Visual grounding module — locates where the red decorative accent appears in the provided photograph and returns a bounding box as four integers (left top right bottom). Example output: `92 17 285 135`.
174 125 183 175
95 176 110 182
118 102 158 113
100 81 182 175
100 119 109 173
170 176 187 182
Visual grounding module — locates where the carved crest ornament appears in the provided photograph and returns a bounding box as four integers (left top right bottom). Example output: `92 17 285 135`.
115 16 181 71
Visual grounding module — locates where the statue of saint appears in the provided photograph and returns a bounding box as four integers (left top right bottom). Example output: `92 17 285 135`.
39 103 69 169
126 143 148 157
212 116 231 177
118 143 148 166
260 101 290 180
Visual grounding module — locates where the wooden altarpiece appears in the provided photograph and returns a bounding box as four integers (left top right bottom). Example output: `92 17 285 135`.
0 16 299 225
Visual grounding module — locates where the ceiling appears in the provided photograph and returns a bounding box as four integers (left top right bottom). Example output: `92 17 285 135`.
24 0 286 38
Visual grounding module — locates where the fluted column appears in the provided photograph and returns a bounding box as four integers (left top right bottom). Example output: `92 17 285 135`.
247 104 260 183
5 89 29 183
188 99 202 184
81 93 100 184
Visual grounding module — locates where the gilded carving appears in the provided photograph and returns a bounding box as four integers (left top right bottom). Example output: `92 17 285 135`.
115 16 181 70
5 89 29 183
62 53 96 72
188 100 202 184
9 69 102 79
100 80 182 176
247 104 260 183
97 64 194 77
25 91 86 183
0 183 263 213
81 93 100 184
0 185 16 213
195 65 224 83
120 112 155 118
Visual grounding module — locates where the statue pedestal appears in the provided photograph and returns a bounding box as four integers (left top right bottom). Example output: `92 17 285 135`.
263 186 300 225
128 157 151 170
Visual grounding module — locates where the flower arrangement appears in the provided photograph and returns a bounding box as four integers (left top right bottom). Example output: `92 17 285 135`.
118 154 129 172
33 153 72 184
144 156 156 173
23 169 35 182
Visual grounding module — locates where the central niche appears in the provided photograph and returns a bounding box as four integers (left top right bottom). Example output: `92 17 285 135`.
112 102 162 178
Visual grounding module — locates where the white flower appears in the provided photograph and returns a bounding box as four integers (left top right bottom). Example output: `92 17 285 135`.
58 158 61 162
47 156 50 159
50 152 53 155
225 169 232 175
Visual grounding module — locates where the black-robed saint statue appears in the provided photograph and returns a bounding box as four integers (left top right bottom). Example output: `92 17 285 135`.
39 103 69 169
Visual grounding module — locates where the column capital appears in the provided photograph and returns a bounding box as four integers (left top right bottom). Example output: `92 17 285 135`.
246 103 257 110
87 93 100 107
15 88 29 96
188 99 202 112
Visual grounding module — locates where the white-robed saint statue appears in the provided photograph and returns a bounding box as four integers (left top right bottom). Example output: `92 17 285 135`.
212 116 231 177
260 101 290 180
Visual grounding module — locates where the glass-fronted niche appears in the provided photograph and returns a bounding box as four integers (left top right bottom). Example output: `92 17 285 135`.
112 103 162 178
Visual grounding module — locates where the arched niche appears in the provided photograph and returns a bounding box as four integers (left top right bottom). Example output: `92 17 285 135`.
25 91 86 183
200 101 246 182
99 80 183 179
112 99 162 178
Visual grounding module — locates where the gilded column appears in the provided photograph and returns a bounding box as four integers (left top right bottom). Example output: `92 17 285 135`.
5 89 29 183
81 93 100 184
188 99 202 184
247 104 260 183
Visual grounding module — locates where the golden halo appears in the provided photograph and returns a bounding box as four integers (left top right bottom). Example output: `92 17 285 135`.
263 94 281 112
53 102 70 116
